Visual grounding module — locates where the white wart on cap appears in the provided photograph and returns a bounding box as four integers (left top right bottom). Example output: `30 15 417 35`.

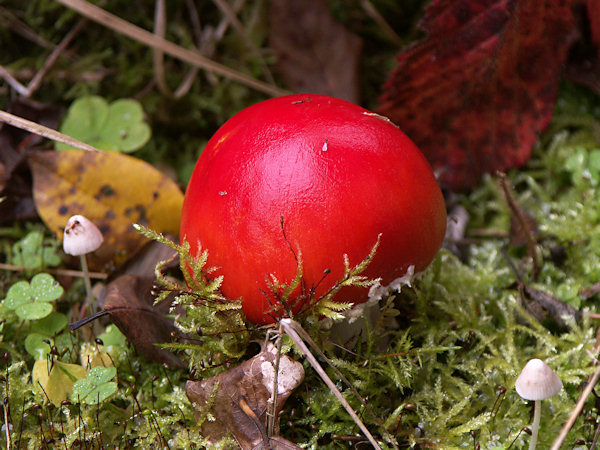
515 358 562 401
63 215 104 256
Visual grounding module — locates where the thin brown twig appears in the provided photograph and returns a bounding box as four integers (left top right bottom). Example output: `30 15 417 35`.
0 263 107 280
550 362 600 449
26 18 87 97
497 172 540 277
152 0 198 98
54 0 288 97
0 109 100 152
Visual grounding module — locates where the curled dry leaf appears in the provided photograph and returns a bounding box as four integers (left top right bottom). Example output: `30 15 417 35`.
378 0 580 190
268 0 362 102
186 342 304 449
28 149 183 271
70 274 185 368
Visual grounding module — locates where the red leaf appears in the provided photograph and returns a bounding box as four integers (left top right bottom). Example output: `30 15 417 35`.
589 0 600 58
378 0 579 190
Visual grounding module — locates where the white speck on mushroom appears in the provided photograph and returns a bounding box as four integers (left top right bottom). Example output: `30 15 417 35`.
219 191 227 196
322 140 328 152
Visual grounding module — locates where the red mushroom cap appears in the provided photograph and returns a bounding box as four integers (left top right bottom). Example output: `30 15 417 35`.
181 94 446 324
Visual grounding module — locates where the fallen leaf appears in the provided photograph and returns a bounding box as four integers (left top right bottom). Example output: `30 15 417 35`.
269 0 362 103
70 274 185 368
588 0 600 59
0 99 60 222
29 149 183 271
378 0 580 190
186 342 304 448
32 360 87 407
520 283 581 329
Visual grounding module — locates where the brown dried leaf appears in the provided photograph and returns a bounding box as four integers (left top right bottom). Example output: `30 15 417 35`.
0 99 61 222
269 0 362 103
28 149 183 271
186 342 304 448
70 274 184 368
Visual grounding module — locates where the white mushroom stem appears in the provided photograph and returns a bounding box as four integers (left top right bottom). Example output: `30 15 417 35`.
79 254 93 303
529 400 541 450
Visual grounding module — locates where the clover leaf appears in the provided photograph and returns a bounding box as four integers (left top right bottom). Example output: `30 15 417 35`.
25 312 69 359
72 366 117 404
57 95 151 153
3 273 64 320
12 230 61 270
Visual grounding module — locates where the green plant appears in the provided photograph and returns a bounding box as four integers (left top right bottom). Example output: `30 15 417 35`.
56 95 151 152
2 273 64 320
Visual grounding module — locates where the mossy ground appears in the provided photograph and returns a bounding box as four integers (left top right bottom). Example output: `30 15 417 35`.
1 1 600 448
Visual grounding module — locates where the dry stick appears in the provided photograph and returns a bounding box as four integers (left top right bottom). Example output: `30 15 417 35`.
211 0 275 84
497 172 540 277
153 0 198 98
550 363 600 449
0 110 100 153
0 262 107 280
0 66 29 96
279 319 382 450
54 0 288 97
26 18 87 97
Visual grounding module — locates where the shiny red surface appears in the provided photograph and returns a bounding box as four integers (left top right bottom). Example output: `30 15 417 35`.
181 94 446 324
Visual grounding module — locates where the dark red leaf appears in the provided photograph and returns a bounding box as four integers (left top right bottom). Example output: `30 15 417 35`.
378 0 579 190
588 0 600 58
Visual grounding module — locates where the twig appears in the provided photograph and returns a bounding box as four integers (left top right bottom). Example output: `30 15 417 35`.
211 0 275 84
550 363 600 449
279 319 382 450
26 18 87 97
54 0 288 97
0 66 29 96
0 109 100 152
360 0 403 47
152 0 198 98
497 172 540 278
0 262 107 280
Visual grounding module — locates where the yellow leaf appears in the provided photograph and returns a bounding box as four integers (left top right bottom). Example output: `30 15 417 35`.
32 360 87 406
29 150 183 270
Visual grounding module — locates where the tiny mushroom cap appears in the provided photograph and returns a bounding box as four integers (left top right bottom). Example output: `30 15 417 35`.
515 358 563 401
63 215 104 256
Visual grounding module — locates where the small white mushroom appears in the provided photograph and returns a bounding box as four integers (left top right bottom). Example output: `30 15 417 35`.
63 215 103 305
515 359 562 450
63 215 103 256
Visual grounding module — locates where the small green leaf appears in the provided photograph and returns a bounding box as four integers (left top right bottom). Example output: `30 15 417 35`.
2 274 63 320
17 302 53 320
12 231 61 270
72 366 117 404
97 324 127 348
31 312 68 336
25 333 52 360
30 273 64 302
57 95 151 153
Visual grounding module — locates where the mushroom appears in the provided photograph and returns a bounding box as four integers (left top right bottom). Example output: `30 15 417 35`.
180 94 447 324
515 358 562 449
63 215 103 304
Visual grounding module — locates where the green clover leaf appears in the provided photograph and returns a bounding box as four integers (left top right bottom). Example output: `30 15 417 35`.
72 366 118 404
25 312 69 359
57 95 151 153
3 273 64 320
12 230 61 270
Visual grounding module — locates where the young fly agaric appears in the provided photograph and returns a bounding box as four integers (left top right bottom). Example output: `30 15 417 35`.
63 214 103 303
515 358 562 450
180 94 447 324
